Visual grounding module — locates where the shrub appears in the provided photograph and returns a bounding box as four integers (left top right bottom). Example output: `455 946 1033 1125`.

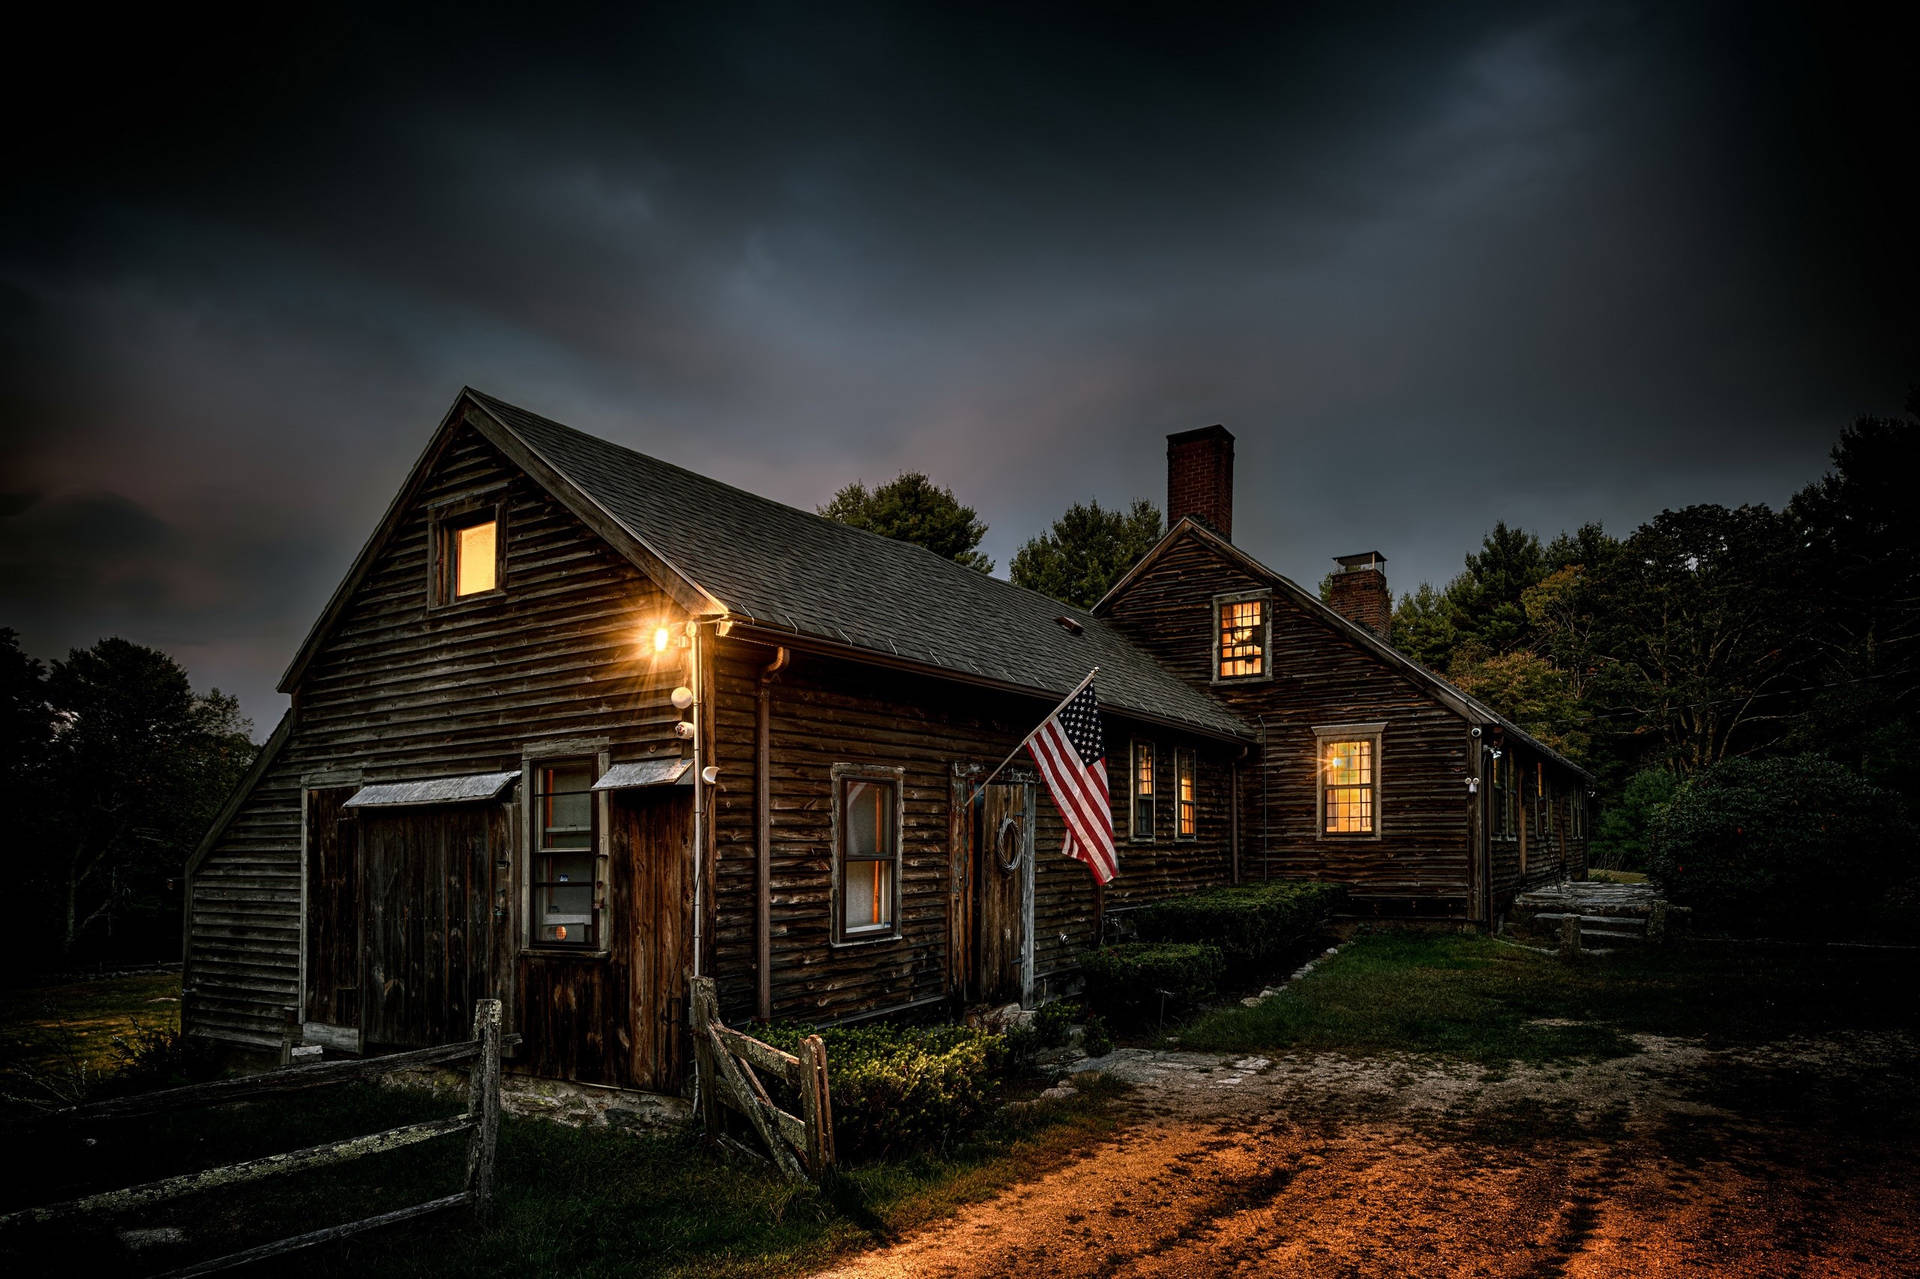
1031 999 1080 1048
1128 880 1345 968
1079 942 1225 1028
761 1021 1005 1161
1080 1013 1114 1058
1647 754 1918 937
1591 767 1679 871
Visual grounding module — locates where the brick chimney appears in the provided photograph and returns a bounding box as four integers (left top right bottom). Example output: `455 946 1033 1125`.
1166 424 1234 541
1328 552 1390 640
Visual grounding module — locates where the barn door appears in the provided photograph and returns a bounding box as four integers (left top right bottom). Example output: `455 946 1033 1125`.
973 779 1035 1006
610 789 691 1092
359 805 505 1049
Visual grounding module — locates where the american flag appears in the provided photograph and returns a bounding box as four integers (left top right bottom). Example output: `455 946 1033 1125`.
1024 678 1119 884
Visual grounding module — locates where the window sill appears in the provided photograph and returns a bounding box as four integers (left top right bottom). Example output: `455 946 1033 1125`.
521 946 612 960
830 929 902 950
428 588 506 614
1210 673 1274 686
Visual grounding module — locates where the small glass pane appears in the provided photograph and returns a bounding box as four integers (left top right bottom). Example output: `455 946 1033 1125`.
1219 598 1265 677
844 780 893 858
1324 740 1375 834
842 857 892 933
455 520 497 596
541 763 594 850
534 853 594 945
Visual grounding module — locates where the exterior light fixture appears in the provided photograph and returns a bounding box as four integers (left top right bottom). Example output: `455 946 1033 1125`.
1466 777 1481 794
674 721 695 739
653 626 671 653
716 618 734 637
671 686 694 710
701 765 720 785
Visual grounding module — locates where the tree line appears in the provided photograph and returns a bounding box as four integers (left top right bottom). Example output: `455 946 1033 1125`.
826 391 1920 866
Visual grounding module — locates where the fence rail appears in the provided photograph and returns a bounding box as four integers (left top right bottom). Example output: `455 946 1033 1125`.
689 976 834 1180
0 998 510 1276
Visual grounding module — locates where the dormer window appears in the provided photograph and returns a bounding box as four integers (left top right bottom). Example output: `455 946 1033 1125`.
429 498 506 607
1213 589 1271 681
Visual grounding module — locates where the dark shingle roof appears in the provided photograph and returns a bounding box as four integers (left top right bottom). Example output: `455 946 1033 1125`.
467 390 1251 741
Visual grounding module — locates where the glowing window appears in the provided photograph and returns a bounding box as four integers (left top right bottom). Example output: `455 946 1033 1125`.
531 759 598 947
1176 749 1196 839
456 520 497 596
835 767 900 942
1217 596 1267 679
1131 741 1155 841
1314 727 1383 836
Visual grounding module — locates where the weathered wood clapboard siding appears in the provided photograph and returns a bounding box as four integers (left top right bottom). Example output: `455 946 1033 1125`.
186 420 688 1051
706 641 1236 1025
1102 534 1475 916
1488 746 1589 915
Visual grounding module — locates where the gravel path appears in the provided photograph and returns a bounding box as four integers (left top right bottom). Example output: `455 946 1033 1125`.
813 1031 1920 1277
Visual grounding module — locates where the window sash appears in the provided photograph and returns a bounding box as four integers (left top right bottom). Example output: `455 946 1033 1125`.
835 772 900 941
1176 749 1196 838
1217 597 1266 678
530 762 600 948
1320 737 1377 835
1131 742 1155 840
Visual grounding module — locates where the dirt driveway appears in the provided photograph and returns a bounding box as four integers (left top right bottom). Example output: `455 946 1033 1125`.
814 1030 1920 1278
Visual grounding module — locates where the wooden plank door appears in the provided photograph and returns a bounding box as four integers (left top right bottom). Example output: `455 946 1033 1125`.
303 787 361 1032
615 789 692 1092
973 780 1035 1006
359 805 502 1049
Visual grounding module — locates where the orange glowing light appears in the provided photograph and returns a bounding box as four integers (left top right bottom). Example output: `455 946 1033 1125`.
555 925 568 941
652 626 671 652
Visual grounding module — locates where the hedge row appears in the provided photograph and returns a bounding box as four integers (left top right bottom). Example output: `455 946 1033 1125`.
1081 879 1345 1027
760 1021 1007 1161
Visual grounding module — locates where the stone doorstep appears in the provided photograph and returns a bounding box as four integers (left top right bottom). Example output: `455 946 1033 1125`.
1524 911 1653 929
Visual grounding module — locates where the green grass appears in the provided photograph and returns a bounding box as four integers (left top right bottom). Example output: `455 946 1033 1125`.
0 972 181 1086
1174 933 1920 1065
0 1076 1127 1276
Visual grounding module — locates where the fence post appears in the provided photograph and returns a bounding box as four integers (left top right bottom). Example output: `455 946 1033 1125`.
689 976 721 1140
465 999 502 1216
798 1034 835 1176
279 1006 300 1067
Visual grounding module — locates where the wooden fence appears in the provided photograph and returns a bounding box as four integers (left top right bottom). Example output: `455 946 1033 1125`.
688 976 834 1181
0 999 510 1277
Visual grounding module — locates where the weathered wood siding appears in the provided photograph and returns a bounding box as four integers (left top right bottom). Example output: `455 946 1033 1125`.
706 640 1237 1025
1102 534 1477 917
1489 745 1589 916
185 417 690 1070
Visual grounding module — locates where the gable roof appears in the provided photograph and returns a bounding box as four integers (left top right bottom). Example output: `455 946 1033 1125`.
281 389 1251 743
1096 517 1593 779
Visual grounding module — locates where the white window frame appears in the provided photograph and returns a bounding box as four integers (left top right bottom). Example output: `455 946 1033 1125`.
830 762 905 946
1314 721 1385 841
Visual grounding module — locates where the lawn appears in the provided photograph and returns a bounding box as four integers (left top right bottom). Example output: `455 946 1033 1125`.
0 971 182 1096
1173 932 1920 1065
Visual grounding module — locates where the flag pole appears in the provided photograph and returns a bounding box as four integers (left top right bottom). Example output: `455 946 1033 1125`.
969 667 1099 801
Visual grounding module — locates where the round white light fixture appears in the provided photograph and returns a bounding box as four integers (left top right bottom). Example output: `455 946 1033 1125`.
671 686 694 710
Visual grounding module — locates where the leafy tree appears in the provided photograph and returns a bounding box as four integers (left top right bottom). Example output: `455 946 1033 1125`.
820 472 993 572
1010 498 1162 610
1787 391 1920 794
1446 646 1590 761
1391 582 1458 671
0 629 52 813
1584 504 1812 775
1588 766 1678 871
36 638 256 961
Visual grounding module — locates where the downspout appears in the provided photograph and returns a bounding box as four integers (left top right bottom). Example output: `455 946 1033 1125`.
690 621 708 978
755 645 790 1021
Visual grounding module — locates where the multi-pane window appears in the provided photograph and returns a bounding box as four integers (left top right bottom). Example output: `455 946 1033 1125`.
1216 595 1267 679
1176 749 1197 839
1322 739 1375 834
1131 741 1155 841
531 759 598 947
1572 792 1586 841
1490 753 1517 840
836 771 898 940
1535 763 1548 839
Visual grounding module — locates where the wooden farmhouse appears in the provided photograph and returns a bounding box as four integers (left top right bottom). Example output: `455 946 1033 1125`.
184 390 1590 1093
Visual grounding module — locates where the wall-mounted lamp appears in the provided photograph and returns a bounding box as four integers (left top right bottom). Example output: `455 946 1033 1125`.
671 686 694 710
652 626 671 653
1466 776 1481 794
716 618 734 637
674 721 695 739
701 765 720 785
1489 748 1503 760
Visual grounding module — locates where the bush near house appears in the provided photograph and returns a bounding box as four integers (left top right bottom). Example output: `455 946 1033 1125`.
1647 753 1918 938
761 1022 1007 1161
1079 942 1226 1028
1128 879 1346 967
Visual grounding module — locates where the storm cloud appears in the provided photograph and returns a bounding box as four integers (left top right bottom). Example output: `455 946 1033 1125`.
3 2 1912 730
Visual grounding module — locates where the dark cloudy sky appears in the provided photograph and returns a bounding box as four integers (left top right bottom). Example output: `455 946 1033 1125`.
3 2 1912 734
